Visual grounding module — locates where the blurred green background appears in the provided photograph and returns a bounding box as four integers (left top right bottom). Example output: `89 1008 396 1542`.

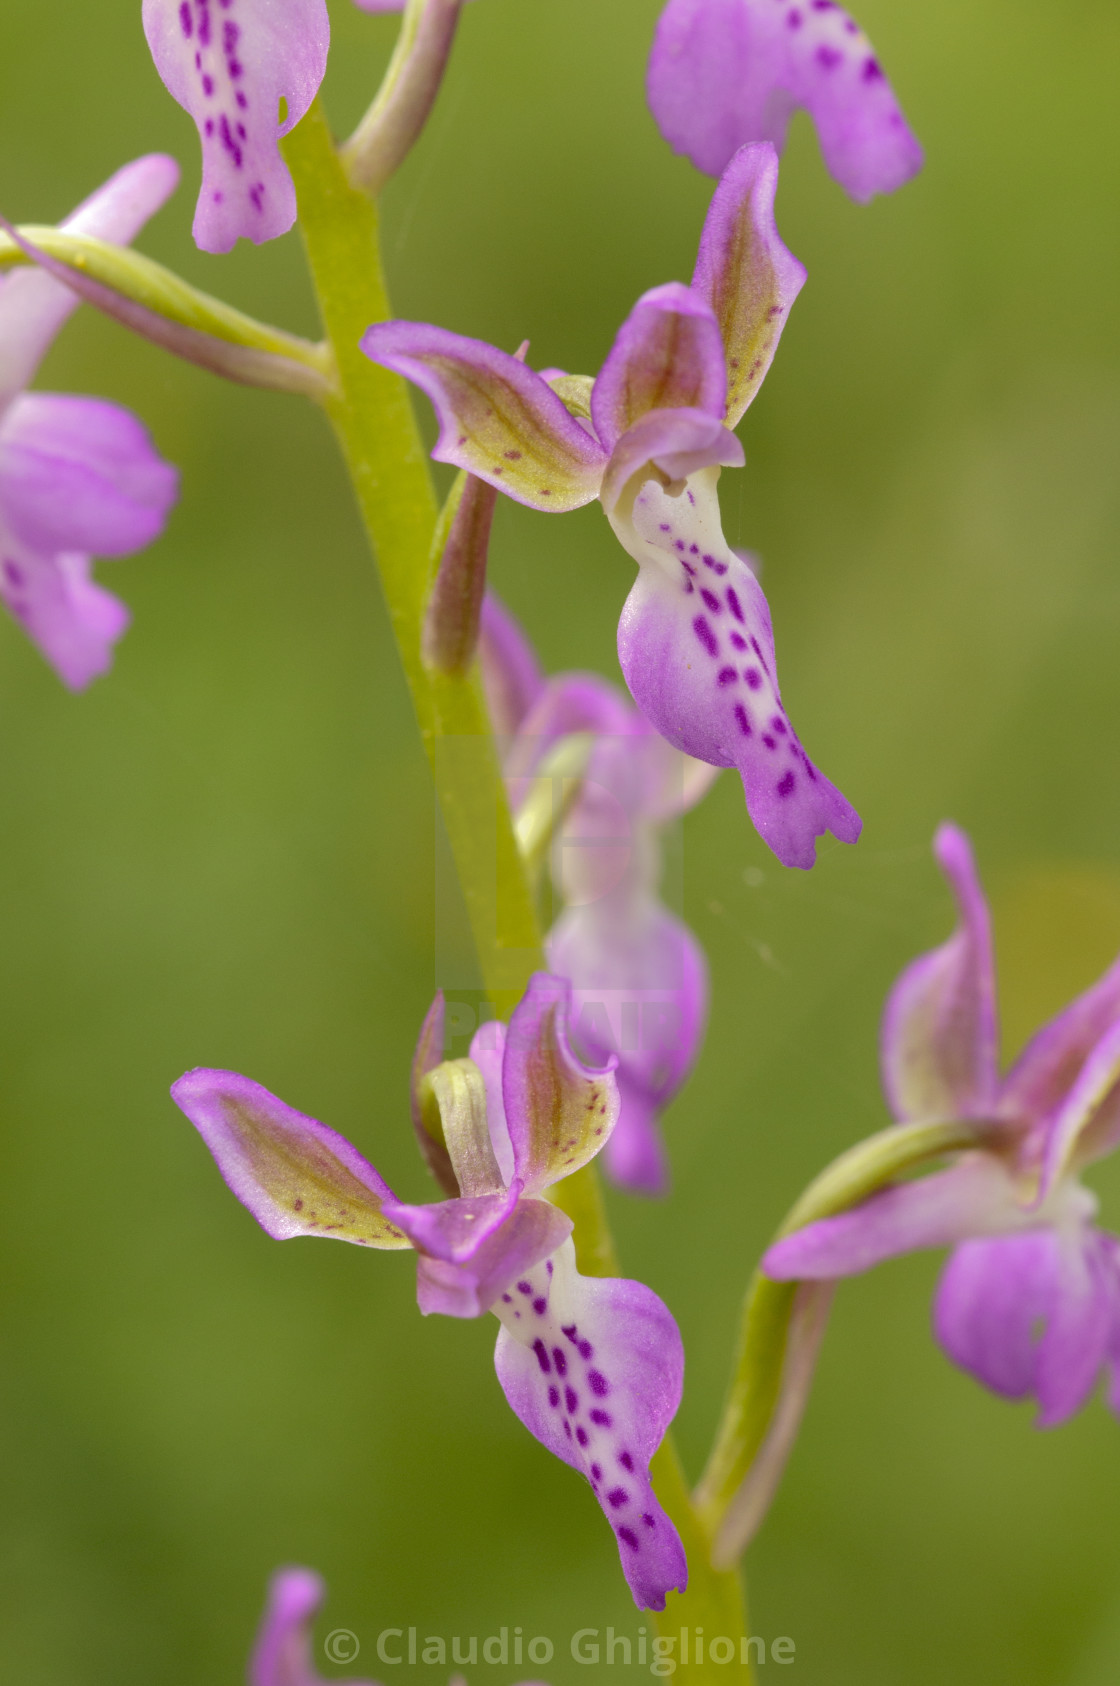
3 1 1120 1681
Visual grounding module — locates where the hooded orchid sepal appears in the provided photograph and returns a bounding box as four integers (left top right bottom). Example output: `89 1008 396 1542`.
764 824 1120 1431
363 145 859 870
647 0 923 202
0 157 181 688
142 0 330 253
172 973 688 1609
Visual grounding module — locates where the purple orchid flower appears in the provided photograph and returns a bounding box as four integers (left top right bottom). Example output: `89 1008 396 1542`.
647 0 922 201
250 1568 375 1686
173 972 688 1609
765 824 1120 1427
363 144 859 870
142 0 330 253
481 594 712 1197
249 1565 549 1686
0 157 180 689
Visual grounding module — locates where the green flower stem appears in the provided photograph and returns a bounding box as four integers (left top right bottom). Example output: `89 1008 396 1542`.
694 1117 986 1542
283 99 749 1681
283 101 541 1018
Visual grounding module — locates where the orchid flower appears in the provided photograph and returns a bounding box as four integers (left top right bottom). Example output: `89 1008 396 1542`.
363 144 860 870
249 1565 548 1686
481 594 713 1196
142 0 330 253
250 1569 375 1686
765 824 1120 1427
0 157 180 689
173 972 688 1609
647 0 923 201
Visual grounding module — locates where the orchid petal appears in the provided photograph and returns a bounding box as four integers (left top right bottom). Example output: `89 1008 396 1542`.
647 0 923 203
548 898 708 1198
250 1567 378 1686
384 1183 521 1262
0 394 178 557
410 991 459 1197
478 592 545 737
469 1017 515 1187
610 463 859 870
409 1196 573 1318
420 1057 505 1197
1040 1020 1120 1195
590 283 727 455
602 408 743 514
1001 950 1120 1132
691 143 806 427
142 0 329 253
360 322 607 511
494 1238 687 1610
501 974 619 1192
763 1154 1026 1280
171 1068 411 1248
935 1226 1118 1425
880 823 999 1123
0 534 129 691
0 154 179 406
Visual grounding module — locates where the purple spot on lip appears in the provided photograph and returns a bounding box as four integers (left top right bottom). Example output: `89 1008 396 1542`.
548 1385 560 1407
734 704 752 737
643 1513 656 1527
576 1426 589 1446
619 1451 635 1471
563 1420 572 1439
693 616 718 658
700 589 721 613
590 1408 612 1427
771 717 788 734
763 734 777 750
787 7 802 24
179 1 193 36
552 1347 568 1376
659 523 672 532
730 631 748 651
533 1297 547 1314
202 74 215 96
517 1281 532 1295
777 771 797 798
578 1339 593 1359
863 55 883 80
591 1462 602 1481
717 667 738 686
565 1386 579 1413
501 1293 512 1303
532 1339 551 1373
817 44 843 69
588 1370 609 1397
745 668 762 690
619 1526 640 1550
726 588 744 622
607 1487 629 1509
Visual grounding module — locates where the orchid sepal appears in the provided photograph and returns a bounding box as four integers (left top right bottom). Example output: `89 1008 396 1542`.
691 142 807 427
359 320 608 510
171 1068 411 1248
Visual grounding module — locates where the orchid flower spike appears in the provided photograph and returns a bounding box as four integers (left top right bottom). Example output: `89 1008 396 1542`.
173 973 688 1609
765 823 1120 1428
250 1569 376 1686
482 595 713 1196
647 0 922 201
142 0 330 253
0 157 180 688
363 145 859 869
